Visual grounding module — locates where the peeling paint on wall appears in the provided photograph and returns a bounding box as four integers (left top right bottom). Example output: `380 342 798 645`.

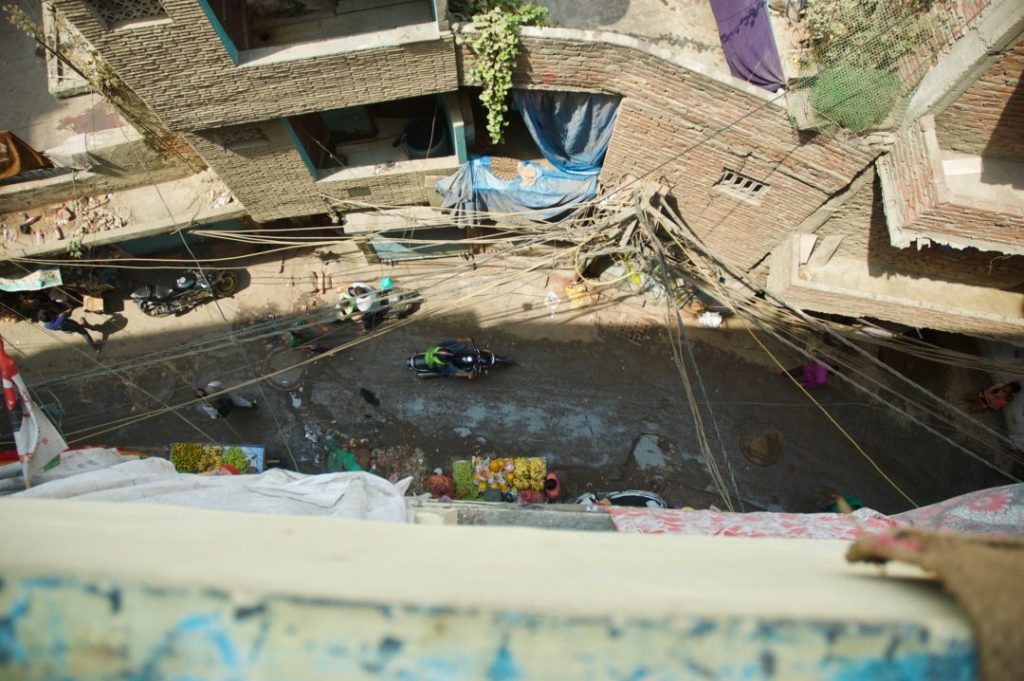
0 574 974 680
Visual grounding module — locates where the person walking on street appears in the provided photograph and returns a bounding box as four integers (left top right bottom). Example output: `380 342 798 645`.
194 380 257 419
38 308 101 352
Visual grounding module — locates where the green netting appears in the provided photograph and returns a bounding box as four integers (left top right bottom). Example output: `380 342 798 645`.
809 66 902 132
792 0 965 132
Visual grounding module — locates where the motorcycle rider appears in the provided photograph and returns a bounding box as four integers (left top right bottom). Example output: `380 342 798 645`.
337 278 393 334
423 337 477 379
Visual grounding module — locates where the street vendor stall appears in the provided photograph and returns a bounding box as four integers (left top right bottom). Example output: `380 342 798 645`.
170 443 265 474
0 263 119 320
453 456 547 501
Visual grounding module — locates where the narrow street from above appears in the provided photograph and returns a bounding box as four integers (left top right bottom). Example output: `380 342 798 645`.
2 0 1022 677
5 240 1010 514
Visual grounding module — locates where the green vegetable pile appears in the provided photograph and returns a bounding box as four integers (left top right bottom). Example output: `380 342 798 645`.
452 459 476 499
171 443 251 474
222 447 251 473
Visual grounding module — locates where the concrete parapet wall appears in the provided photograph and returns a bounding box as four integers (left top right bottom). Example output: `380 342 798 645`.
768 234 1024 340
0 498 976 680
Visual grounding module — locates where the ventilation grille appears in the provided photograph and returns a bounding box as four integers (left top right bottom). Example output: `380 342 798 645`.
715 170 769 202
88 0 166 28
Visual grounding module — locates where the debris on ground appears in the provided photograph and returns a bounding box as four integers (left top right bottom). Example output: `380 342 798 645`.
744 430 784 467
369 443 427 489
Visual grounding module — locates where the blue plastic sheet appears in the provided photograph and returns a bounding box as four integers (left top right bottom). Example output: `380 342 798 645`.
437 156 599 222
512 90 620 174
437 90 620 222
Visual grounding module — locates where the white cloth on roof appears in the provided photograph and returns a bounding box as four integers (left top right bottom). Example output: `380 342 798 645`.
17 458 412 522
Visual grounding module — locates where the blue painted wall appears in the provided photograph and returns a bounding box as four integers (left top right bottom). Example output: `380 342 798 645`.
0 575 976 680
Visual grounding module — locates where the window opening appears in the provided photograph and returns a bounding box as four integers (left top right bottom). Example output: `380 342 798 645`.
715 169 769 202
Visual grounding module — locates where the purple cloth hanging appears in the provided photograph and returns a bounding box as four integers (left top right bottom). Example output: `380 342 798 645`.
709 0 785 91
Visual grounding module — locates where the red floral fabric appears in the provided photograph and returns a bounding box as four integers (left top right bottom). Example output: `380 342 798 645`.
607 507 899 539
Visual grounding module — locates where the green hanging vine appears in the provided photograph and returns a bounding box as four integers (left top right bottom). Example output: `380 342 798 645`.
458 1 548 145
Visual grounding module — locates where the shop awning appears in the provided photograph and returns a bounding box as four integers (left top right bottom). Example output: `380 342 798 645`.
0 268 62 292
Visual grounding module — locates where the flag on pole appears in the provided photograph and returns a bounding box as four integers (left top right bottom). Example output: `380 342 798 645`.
0 337 67 486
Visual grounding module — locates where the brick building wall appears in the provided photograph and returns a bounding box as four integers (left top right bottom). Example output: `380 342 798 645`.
910 201 1024 251
54 3 877 253
54 4 877 265
501 30 878 271
876 120 940 232
934 39 1024 159
51 0 458 131
879 117 1024 253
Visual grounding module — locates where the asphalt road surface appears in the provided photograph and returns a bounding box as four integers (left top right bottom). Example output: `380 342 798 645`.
24 305 1010 515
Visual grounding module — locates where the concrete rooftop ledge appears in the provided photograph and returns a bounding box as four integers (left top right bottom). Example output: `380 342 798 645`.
0 126 193 215
0 170 246 260
767 234 1024 341
906 0 1024 120
878 117 1024 256
517 26 783 105
0 498 973 679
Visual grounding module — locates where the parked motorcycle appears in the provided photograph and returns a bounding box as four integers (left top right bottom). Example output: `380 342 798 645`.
407 338 512 379
130 269 239 317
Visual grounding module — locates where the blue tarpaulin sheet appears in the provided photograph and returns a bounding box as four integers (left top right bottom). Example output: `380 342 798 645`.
513 90 620 174
709 0 785 91
437 156 600 221
437 90 620 222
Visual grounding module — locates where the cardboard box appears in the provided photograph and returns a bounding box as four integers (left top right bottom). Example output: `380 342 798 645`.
82 295 105 313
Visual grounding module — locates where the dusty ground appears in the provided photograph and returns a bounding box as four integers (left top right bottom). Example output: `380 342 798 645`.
2 239 1013 514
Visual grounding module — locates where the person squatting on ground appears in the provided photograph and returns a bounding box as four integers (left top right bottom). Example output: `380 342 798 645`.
966 381 1021 413
194 380 257 419
287 318 328 354
37 308 101 352
426 468 456 500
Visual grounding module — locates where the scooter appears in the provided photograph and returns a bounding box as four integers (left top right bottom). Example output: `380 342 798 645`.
130 269 239 317
336 276 421 327
407 338 512 379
